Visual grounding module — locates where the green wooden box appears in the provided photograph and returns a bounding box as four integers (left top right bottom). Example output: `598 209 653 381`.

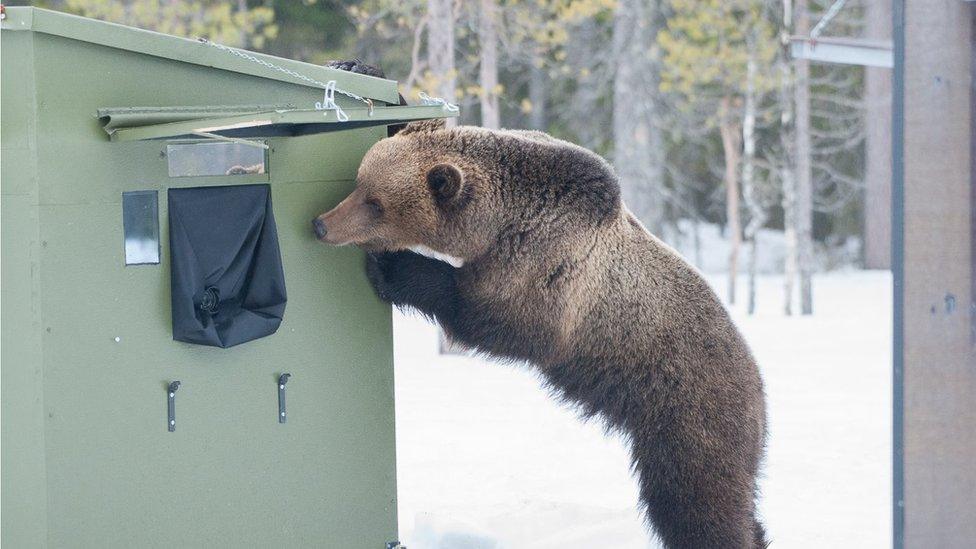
1 8 451 548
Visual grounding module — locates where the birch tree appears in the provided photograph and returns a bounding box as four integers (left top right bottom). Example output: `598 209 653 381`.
733 4 778 312
659 0 776 304
742 32 762 314
718 95 744 303
773 0 866 314
792 0 814 315
776 0 799 315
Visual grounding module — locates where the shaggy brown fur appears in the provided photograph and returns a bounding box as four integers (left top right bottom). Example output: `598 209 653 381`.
315 121 768 549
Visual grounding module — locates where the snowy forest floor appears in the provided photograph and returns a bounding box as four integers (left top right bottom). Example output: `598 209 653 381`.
393 270 893 549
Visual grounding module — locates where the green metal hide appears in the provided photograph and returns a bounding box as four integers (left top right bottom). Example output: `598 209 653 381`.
1 7 454 548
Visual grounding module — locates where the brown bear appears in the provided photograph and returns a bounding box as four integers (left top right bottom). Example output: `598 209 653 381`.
313 120 768 549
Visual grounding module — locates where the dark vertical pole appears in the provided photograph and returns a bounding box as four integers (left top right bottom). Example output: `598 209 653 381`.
891 0 905 546
971 10 976 346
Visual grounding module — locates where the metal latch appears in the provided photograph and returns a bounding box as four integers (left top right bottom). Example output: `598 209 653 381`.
167 381 181 432
278 373 291 423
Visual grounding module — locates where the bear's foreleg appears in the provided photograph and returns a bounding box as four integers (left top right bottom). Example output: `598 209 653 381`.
365 251 459 324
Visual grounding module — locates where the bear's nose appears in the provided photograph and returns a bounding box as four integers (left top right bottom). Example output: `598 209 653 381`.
312 217 328 239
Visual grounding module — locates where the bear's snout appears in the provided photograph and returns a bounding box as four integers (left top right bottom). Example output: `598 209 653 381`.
312 217 328 240
314 189 370 246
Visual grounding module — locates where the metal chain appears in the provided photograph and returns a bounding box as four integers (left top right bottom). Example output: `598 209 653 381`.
198 38 460 117
197 38 372 118
418 92 460 113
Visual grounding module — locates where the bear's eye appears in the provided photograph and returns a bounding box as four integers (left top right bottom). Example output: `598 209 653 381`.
365 198 384 217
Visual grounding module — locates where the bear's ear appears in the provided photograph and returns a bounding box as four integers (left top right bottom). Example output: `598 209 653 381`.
426 163 464 205
400 119 446 136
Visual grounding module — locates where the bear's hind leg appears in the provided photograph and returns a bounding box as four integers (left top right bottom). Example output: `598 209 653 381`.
636 455 761 549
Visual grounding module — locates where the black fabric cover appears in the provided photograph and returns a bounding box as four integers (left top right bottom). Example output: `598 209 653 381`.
168 184 287 348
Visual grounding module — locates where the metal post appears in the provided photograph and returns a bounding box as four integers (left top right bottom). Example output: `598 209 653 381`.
890 0 905 546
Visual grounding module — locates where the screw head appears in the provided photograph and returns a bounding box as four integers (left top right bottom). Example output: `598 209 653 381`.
279 385 284 389
281 412 286 417
169 393 174 397
170 420 175 425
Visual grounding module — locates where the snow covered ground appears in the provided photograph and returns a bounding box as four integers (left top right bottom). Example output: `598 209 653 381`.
393 270 893 548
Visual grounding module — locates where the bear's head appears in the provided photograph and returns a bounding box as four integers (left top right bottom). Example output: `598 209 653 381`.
312 120 502 263
313 120 620 265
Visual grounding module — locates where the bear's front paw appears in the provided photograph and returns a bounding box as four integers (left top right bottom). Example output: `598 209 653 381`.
364 250 458 314
365 251 423 305
325 59 386 79
365 252 395 303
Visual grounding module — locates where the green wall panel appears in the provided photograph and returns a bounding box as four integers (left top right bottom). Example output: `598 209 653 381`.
1 28 49 549
36 180 397 548
3 11 401 548
1 196 49 549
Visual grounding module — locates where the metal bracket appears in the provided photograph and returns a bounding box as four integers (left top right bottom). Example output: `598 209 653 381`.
167 381 181 432
278 373 291 423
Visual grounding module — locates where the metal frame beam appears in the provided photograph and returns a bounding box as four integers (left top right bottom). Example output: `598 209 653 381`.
790 36 894 68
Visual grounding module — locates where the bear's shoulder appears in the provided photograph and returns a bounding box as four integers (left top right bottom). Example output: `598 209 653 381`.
463 127 622 224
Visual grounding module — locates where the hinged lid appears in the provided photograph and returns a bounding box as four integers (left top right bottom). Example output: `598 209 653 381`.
97 105 457 142
1 7 401 105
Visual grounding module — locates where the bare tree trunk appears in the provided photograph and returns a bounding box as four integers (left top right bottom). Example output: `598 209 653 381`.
779 0 797 316
529 57 547 131
404 16 429 93
478 0 500 129
612 0 664 235
568 19 602 148
742 44 764 316
864 0 892 269
719 95 742 305
427 0 456 127
794 0 814 315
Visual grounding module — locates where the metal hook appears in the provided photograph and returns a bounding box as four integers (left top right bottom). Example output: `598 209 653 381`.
167 381 181 432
